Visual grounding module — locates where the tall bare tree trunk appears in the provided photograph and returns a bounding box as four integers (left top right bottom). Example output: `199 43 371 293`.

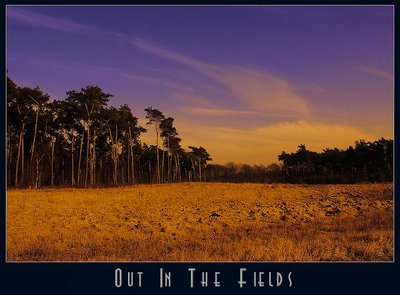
30 110 39 185
88 134 92 186
114 125 118 186
71 138 75 186
35 155 43 189
35 158 39 188
127 146 130 184
138 156 141 183
148 162 151 183
178 156 181 182
173 155 176 182
167 138 171 182
15 124 24 187
190 159 195 182
77 131 84 186
109 124 119 187
51 138 55 186
129 127 135 185
30 110 39 161
85 119 90 188
156 128 160 184
161 149 165 183
91 130 96 186
174 155 177 182
198 160 202 182
168 153 171 182
21 130 24 186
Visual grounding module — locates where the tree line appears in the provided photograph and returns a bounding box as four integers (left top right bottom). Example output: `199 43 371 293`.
277 139 393 183
7 77 211 188
204 139 393 184
7 77 393 188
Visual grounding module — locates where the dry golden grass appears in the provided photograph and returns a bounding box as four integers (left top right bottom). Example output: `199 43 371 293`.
7 182 393 262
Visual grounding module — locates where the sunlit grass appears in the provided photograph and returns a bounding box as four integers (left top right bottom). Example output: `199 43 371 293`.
7 182 393 261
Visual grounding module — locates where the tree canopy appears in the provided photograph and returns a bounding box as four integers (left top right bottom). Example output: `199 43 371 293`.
7 77 213 187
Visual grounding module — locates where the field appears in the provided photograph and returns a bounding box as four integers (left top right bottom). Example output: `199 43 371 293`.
7 182 393 262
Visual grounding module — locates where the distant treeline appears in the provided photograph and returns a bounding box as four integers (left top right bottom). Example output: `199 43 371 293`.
205 139 393 184
205 162 284 183
7 77 393 188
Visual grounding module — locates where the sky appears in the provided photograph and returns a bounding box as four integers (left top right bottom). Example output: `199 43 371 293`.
6 6 394 165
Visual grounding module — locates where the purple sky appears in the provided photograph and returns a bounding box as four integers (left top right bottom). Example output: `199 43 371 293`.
6 6 394 164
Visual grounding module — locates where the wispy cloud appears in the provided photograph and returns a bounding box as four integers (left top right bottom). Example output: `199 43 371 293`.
7 6 131 44
129 38 210 70
130 39 311 118
181 107 258 116
358 66 393 82
7 8 101 34
205 65 311 117
171 93 218 109
118 73 193 92
9 55 123 78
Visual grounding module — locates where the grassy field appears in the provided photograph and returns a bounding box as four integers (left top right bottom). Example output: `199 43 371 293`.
7 182 393 262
